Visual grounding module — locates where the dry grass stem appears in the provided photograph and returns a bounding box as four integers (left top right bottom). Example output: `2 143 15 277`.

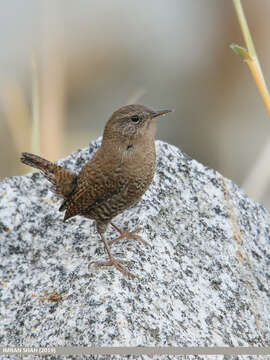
31 52 40 156
126 88 146 105
232 0 270 200
1 84 31 173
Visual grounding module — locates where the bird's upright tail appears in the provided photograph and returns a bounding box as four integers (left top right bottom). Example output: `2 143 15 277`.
21 152 54 173
21 152 77 199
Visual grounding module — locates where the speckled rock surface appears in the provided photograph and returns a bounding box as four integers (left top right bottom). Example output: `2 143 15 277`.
0 139 270 358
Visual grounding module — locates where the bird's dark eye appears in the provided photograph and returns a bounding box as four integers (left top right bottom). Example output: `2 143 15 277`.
130 115 140 123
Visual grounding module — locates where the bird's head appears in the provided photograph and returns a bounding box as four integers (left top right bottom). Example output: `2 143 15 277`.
103 104 173 143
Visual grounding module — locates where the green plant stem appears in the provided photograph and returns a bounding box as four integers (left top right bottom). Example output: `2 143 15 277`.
232 0 256 57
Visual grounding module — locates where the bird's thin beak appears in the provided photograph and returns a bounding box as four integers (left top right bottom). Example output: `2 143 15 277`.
151 109 174 119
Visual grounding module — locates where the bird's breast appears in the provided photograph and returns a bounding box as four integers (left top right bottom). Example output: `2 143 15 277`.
120 141 156 183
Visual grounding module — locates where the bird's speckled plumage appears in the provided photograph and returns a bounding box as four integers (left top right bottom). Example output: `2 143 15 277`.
21 104 173 277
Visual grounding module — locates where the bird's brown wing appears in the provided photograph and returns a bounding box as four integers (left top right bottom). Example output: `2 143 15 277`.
62 152 127 221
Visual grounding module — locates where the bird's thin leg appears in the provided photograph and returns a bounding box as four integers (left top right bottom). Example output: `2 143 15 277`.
89 234 136 278
108 222 150 247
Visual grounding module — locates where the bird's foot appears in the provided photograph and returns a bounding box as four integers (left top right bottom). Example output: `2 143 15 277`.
108 223 149 247
89 257 136 278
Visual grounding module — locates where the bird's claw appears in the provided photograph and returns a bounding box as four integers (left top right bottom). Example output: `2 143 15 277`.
89 257 136 278
108 227 149 247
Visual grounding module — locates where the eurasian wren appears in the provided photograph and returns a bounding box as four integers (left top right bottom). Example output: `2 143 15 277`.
21 104 173 278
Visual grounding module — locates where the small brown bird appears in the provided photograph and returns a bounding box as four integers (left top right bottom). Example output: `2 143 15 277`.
21 104 172 277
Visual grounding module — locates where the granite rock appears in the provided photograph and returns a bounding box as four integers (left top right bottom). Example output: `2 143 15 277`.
0 139 270 358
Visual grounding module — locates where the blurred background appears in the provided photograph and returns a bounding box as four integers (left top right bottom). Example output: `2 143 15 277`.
1 0 270 208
